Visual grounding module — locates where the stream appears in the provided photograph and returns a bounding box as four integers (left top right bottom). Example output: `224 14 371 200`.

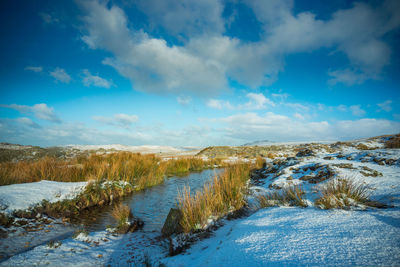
0 169 222 262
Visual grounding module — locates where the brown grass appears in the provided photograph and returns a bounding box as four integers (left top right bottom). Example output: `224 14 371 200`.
385 134 400 148
112 203 132 227
178 163 251 232
255 156 266 169
314 178 371 209
0 152 219 186
258 184 307 208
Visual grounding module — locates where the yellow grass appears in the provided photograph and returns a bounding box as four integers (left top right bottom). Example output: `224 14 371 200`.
178 163 251 233
112 203 132 227
0 152 218 187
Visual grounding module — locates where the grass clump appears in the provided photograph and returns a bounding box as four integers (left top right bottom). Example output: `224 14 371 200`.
255 156 266 169
112 203 132 228
314 178 372 209
258 184 308 208
178 163 251 233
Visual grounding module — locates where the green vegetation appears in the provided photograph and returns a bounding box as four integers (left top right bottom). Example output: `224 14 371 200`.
257 184 307 208
178 163 251 233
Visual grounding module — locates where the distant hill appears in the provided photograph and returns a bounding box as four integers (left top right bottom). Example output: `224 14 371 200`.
241 140 276 146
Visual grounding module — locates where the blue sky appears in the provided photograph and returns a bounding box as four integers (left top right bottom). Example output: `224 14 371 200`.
0 0 399 147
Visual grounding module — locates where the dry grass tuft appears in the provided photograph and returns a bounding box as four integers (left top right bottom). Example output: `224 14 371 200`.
258 184 307 208
314 178 372 209
255 156 266 169
112 203 132 227
178 163 251 232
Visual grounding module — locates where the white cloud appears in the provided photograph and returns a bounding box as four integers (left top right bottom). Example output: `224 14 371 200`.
25 66 43 73
337 104 348 112
0 103 61 123
93 113 139 128
78 0 400 95
208 112 400 142
241 93 275 110
15 117 40 128
350 105 366 116
82 69 114 88
294 113 305 120
285 103 310 112
328 69 369 86
272 93 290 101
207 99 234 110
177 96 192 106
134 0 225 37
49 67 71 83
207 93 274 111
377 100 393 112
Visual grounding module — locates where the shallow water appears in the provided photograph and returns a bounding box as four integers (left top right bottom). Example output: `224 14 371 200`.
0 169 222 262
76 168 223 232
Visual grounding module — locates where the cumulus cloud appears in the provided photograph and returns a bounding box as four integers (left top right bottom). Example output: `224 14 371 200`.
49 67 71 83
328 69 369 86
82 69 114 88
177 96 192 106
241 93 275 110
207 99 234 110
377 100 393 112
349 105 366 117
25 66 43 73
134 0 225 37
78 0 400 95
207 93 274 110
0 103 61 123
208 112 400 142
93 114 139 128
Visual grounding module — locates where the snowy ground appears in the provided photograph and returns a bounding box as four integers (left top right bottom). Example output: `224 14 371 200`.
1 137 399 266
0 181 87 215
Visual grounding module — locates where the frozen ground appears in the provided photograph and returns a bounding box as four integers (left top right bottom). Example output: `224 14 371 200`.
1 136 399 266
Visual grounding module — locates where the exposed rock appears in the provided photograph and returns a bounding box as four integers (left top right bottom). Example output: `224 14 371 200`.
360 166 383 177
296 148 315 157
323 156 334 160
162 208 183 237
116 218 144 234
332 163 355 169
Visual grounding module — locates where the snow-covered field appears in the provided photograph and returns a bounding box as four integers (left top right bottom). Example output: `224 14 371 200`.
1 136 399 266
0 181 87 215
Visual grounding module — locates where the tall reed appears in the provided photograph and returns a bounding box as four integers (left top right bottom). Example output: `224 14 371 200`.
0 152 219 187
178 163 251 232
